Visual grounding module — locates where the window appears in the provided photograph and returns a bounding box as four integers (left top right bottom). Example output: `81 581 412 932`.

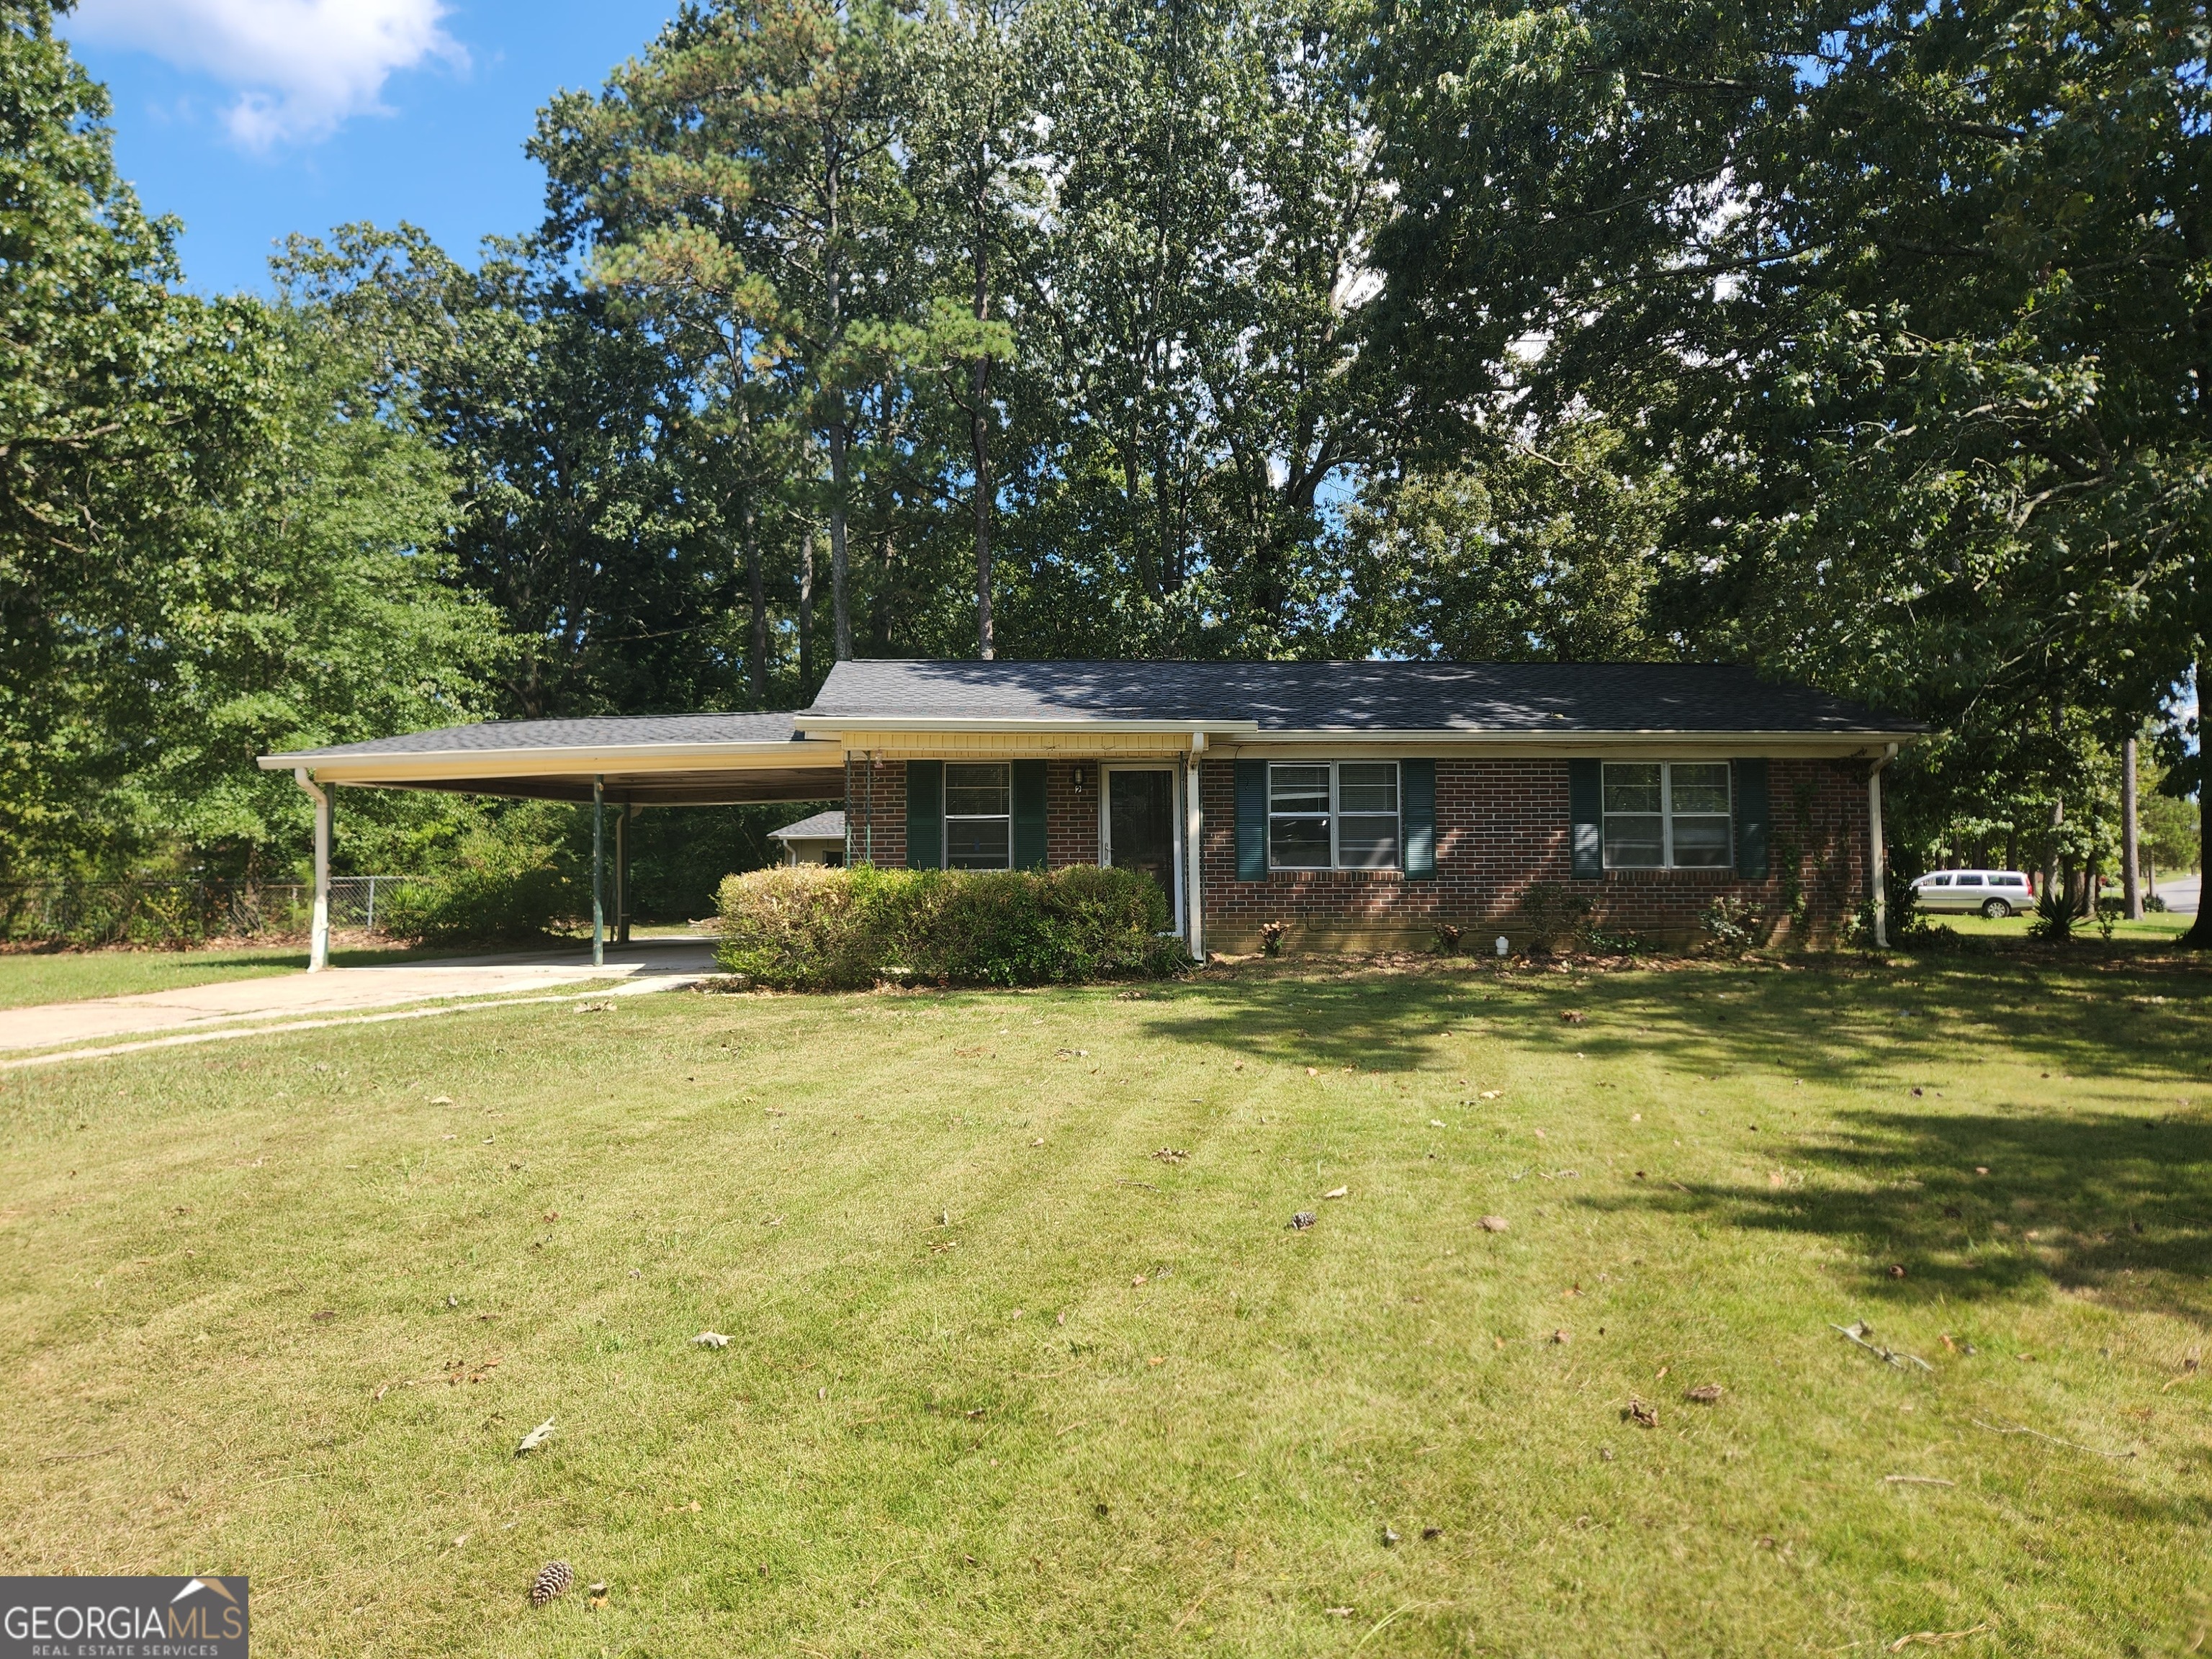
1922 874 1952 886
1994 874 2028 889
1954 873 1984 888
943 762 1011 868
1601 762 1732 870
1268 762 1401 870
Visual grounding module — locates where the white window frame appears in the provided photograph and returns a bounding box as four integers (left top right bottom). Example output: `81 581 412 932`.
1601 761 1732 871
943 760 1013 871
1097 764 1184 934
1267 760 1403 872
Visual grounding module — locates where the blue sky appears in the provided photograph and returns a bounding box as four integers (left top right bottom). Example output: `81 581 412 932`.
63 0 678 295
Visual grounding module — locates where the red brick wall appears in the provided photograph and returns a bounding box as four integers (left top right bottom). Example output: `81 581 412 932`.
845 752 1871 948
1200 756 1870 948
843 758 1102 870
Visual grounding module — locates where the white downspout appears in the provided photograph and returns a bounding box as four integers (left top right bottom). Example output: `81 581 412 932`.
1185 732 1207 963
294 768 331 972
1869 745 1896 949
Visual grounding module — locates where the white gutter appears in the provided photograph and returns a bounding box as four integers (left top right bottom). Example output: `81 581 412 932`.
795 716 1261 736
1184 732 1207 963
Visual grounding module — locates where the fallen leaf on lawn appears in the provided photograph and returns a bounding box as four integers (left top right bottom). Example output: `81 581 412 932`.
312 1309 336 1323
1153 1148 1189 1163
1478 1215 1509 1233
1551 1328 1570 1344
1685 1384 1723 1404
1429 1119 1447 1129
1289 1211 1316 1231
1379 1525 1400 1546
1480 1090 1501 1100
1623 1398 1658 1428
1322 1186 1349 1200
1421 1526 1442 1540
1325 1607 1354 1618
1306 1067 1319 1077
1767 1170 1787 1189
1560 1010 1587 1025
1148 1356 1166 1366
431 1095 453 1105
514 1416 555 1457
543 1210 559 1222
693 1332 731 1349
1131 1274 1147 1286
1031 1138 1046 1147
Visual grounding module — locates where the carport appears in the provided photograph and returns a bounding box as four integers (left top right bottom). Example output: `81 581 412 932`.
258 714 846 970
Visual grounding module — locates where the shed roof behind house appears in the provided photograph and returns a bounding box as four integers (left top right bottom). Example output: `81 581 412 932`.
768 809 847 842
804 659 1919 735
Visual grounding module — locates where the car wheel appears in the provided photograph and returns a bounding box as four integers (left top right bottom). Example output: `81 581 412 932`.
1981 898 2012 919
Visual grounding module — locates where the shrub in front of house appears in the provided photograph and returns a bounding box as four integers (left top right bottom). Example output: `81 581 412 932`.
714 865 1187 990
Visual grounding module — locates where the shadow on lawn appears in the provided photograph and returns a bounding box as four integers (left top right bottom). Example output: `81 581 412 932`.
1602 1105 2212 1320
1138 954 2212 1089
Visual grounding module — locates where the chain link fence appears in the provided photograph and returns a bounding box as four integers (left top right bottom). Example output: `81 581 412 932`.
1 876 416 946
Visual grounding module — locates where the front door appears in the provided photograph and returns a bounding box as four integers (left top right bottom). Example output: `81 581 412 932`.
1105 768 1179 929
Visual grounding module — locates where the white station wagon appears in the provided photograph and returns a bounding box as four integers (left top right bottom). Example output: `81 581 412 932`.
1910 868 2033 918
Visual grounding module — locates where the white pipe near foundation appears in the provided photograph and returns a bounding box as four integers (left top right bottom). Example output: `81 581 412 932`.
1868 745 1895 950
1185 732 1207 963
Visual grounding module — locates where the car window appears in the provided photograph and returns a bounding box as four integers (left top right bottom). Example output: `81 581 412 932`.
1954 874 1984 886
1997 875 2027 888
1923 875 1951 886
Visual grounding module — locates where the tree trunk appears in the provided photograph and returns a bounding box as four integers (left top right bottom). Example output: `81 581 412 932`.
828 414 853 662
2041 796 2062 897
972 227 994 661
2123 734 2142 920
2186 653 2212 948
744 490 767 708
799 521 816 698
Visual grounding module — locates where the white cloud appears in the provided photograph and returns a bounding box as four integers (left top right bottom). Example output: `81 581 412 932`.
68 0 467 148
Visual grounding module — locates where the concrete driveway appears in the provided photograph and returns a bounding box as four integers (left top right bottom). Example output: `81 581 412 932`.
0 938 719 1054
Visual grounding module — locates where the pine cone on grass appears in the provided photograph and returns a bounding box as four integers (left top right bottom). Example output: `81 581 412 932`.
530 1560 574 1607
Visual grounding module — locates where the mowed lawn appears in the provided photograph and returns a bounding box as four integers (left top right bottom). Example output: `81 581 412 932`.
3 954 2210 1655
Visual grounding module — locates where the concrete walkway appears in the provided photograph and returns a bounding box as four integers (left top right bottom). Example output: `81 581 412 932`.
0 938 719 1053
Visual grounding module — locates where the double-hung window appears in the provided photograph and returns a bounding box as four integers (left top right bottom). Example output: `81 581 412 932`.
1601 762 1731 868
943 762 1012 869
1268 762 1401 870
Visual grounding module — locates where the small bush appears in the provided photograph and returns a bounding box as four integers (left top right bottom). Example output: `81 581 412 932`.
1517 882 1594 950
714 865 1188 990
1698 894 1763 955
2027 882 2080 942
2144 894 2169 913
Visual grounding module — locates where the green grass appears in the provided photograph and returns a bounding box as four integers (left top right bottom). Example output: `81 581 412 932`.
4 953 2211 1655
1932 908 2195 945
0 943 463 1010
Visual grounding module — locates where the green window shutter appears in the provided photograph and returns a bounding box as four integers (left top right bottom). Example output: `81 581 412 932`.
1733 758 1770 878
1402 759 1436 879
1012 760 1048 870
905 760 943 870
1569 759 1602 878
1235 760 1267 880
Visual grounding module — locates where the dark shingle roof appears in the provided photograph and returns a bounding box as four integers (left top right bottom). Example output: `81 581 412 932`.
272 711 806 760
769 809 847 841
804 660 1917 734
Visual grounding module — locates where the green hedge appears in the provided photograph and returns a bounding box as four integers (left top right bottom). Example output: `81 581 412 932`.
713 865 1188 989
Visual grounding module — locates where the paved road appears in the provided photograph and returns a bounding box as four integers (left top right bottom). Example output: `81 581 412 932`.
2149 872 2198 915
0 939 719 1053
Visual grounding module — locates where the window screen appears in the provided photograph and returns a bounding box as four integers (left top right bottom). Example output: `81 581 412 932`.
1601 762 1733 870
943 762 1012 869
1267 762 1401 871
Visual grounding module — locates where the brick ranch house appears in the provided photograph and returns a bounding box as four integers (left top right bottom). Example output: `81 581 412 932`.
262 658 1922 968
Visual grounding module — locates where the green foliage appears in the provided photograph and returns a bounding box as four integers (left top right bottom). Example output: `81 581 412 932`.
714 864 1186 989
1514 881 1593 949
374 806 582 945
1698 895 1763 956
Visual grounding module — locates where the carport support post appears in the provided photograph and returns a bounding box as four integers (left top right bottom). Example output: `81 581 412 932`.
293 768 331 972
2123 736 2143 920
592 775 606 968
